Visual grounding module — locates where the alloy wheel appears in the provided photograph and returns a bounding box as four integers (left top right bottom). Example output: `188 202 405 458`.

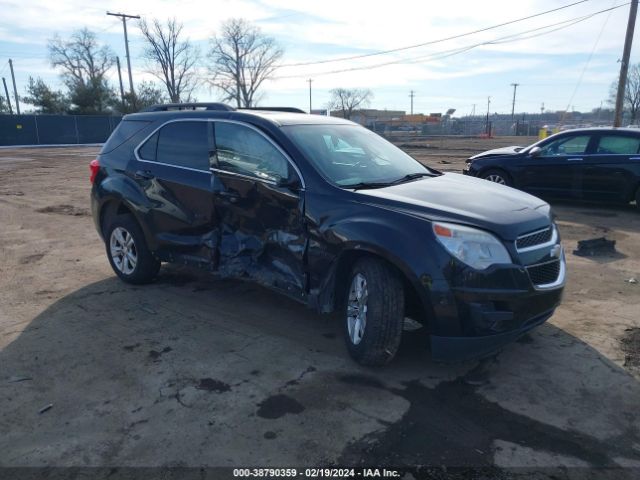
110 227 138 275
485 174 506 185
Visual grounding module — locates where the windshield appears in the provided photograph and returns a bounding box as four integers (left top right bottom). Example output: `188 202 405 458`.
282 124 435 188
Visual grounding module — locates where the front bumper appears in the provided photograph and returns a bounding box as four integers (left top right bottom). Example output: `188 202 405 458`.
430 305 557 362
426 251 565 362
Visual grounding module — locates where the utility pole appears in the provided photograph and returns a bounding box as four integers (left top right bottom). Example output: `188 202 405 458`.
307 79 313 113
540 102 545 115
116 57 126 110
614 0 638 127
409 90 415 115
485 96 491 135
107 11 140 101
8 59 20 114
471 104 476 117
2 77 13 114
510 83 519 120
597 100 603 121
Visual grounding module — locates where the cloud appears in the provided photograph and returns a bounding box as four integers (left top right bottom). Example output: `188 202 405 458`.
0 0 630 114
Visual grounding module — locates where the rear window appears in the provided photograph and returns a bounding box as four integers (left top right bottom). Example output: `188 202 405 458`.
101 119 151 153
596 135 640 155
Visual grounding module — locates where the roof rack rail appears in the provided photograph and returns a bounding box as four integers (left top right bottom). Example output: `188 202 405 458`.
241 107 307 114
142 103 235 112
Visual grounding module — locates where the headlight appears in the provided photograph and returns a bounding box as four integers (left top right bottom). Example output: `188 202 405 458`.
433 222 511 270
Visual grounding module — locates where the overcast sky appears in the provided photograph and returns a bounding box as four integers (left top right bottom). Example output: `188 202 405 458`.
0 0 634 116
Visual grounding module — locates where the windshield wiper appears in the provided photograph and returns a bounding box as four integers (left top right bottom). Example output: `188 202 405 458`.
389 172 434 185
344 181 394 190
344 172 435 190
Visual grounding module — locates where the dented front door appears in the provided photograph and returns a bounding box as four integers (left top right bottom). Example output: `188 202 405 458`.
211 121 307 297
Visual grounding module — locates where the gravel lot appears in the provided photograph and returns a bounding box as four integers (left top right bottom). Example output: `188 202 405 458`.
1 140 639 478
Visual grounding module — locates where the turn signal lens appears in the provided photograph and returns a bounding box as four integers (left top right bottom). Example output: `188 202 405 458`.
433 224 452 237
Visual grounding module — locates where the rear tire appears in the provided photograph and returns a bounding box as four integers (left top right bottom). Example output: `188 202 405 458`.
105 214 160 284
343 258 405 366
481 168 512 187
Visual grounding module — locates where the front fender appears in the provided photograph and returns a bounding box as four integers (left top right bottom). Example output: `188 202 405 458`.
308 209 441 318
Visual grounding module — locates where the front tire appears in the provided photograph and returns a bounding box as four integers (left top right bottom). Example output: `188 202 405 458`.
105 214 160 284
343 258 405 366
481 168 512 187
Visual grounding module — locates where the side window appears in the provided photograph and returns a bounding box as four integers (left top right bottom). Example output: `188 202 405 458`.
540 135 590 157
596 135 640 155
214 122 289 182
155 121 210 170
138 132 158 161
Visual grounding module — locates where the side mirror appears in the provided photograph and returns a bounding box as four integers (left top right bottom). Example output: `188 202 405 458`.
529 146 542 157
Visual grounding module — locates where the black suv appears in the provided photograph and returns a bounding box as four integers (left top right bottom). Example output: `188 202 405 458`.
91 103 565 365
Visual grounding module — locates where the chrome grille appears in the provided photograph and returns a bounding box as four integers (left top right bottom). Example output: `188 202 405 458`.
526 259 561 286
516 227 553 251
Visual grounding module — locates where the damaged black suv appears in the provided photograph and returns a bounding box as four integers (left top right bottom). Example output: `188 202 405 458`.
91 103 565 365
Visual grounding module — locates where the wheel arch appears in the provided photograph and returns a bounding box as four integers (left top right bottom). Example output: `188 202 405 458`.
320 244 435 327
99 198 136 235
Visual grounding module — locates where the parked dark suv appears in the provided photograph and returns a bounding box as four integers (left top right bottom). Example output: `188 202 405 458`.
91 103 565 365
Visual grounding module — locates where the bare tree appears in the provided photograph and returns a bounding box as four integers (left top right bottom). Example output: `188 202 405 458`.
207 18 283 108
327 88 373 120
609 63 640 124
48 28 116 113
139 18 200 103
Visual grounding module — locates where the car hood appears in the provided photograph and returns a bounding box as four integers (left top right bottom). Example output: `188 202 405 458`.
469 145 524 160
355 173 550 240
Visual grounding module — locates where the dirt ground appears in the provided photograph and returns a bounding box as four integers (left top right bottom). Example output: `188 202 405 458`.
1 139 640 478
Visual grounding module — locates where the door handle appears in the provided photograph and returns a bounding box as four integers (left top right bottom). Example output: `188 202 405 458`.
135 170 154 180
567 158 583 162
630 157 640 161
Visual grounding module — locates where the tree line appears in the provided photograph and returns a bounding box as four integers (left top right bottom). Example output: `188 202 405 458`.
0 15 374 118
4 18 286 115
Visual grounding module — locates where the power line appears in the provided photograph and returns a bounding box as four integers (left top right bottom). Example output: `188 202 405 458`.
274 3 627 79
278 0 593 68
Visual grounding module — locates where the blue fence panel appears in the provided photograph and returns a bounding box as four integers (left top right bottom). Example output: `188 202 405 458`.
34 116 77 144
0 114 122 146
0 115 38 145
